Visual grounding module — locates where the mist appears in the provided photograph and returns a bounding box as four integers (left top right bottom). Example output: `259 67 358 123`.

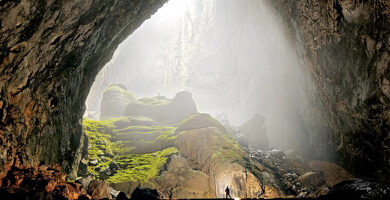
85 0 307 150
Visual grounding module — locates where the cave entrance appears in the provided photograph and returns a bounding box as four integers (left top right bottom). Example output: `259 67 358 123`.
85 0 306 148
82 0 307 198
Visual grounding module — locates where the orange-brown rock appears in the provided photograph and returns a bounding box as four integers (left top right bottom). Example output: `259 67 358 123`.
157 155 214 198
0 165 90 200
88 180 111 200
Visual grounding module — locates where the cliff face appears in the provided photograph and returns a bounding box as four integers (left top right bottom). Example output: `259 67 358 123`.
269 0 390 179
0 0 167 180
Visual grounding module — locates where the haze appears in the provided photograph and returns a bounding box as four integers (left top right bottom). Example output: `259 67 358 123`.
85 0 307 150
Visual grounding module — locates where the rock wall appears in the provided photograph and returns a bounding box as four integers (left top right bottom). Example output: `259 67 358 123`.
269 0 390 179
0 0 167 180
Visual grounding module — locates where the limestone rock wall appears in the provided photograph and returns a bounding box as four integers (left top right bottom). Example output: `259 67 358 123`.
0 0 167 179
269 0 390 179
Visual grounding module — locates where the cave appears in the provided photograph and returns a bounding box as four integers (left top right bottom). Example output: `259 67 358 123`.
1 0 390 199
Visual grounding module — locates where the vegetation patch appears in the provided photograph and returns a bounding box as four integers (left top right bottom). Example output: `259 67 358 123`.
83 118 179 181
176 113 226 133
104 84 135 102
108 147 178 184
113 126 177 154
137 97 170 106
83 118 116 177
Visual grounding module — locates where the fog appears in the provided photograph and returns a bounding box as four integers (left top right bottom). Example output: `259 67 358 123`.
85 0 307 150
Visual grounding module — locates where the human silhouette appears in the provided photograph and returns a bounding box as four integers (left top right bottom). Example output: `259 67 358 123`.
225 186 232 199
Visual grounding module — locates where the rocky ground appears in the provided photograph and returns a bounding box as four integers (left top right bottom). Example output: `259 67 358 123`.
245 148 353 198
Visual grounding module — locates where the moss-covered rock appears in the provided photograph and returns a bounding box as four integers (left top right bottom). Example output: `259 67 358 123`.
108 147 178 184
137 96 169 106
82 118 179 187
175 126 268 198
100 84 136 120
113 126 178 154
176 113 226 133
124 91 198 124
111 116 156 129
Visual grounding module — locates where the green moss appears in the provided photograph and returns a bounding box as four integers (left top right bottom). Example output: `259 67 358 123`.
83 118 179 180
117 126 174 134
137 97 169 106
176 113 226 133
114 126 177 154
105 85 135 102
211 132 262 179
107 147 178 184
83 117 129 130
83 118 116 177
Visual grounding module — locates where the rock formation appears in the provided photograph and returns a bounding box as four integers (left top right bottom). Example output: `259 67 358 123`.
239 114 269 149
158 155 214 198
82 111 277 198
88 180 111 199
124 91 198 124
100 84 135 120
173 114 273 198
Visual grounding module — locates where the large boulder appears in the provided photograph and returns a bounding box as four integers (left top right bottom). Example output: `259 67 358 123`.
100 84 135 120
298 172 326 187
176 113 226 133
124 91 198 124
112 116 156 129
75 175 93 189
212 161 266 198
239 114 269 149
88 180 111 200
157 155 213 198
175 125 283 198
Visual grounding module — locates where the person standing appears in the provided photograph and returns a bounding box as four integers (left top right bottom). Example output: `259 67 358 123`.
225 186 232 199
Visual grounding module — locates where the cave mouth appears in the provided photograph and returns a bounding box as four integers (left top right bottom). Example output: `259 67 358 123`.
85 0 307 151
80 0 333 198
1 0 390 199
